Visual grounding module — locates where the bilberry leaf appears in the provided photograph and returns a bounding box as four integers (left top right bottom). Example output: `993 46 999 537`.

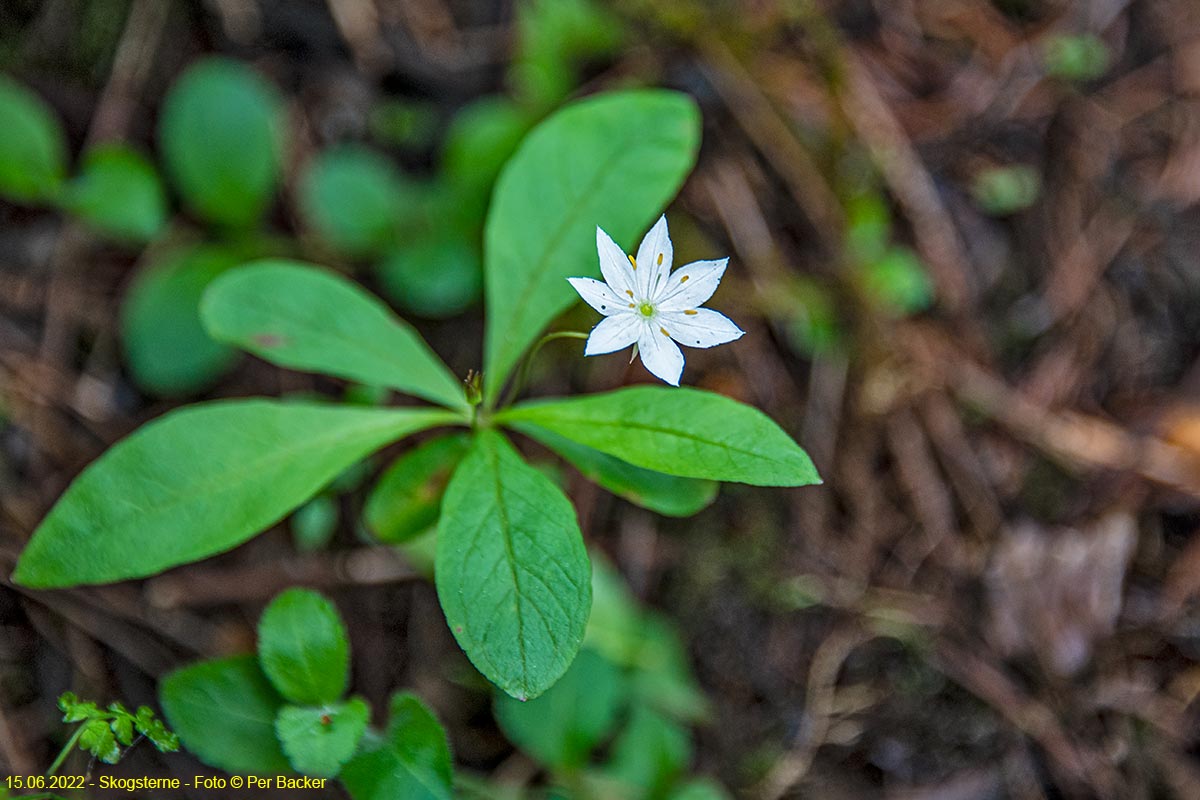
60 145 167 242
275 698 369 778
365 433 471 543
341 693 453 800
258 589 349 706
13 402 456 588
435 430 591 700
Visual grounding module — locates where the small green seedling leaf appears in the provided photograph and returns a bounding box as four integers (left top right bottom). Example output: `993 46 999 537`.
378 233 482 319
500 386 820 487
518 423 717 517
605 706 692 796
860 246 933 316
133 705 180 752
1043 33 1111 81
512 0 623 110
435 430 591 700
0 74 67 203
494 648 626 771
80 718 121 764
971 164 1040 215
159 57 283 227
13 402 456 588
341 692 453 800
160 655 291 775
483 90 700 402
201 260 468 412
61 144 167 242
365 433 471 543
121 244 243 395
299 146 414 257
258 589 350 706
275 698 370 777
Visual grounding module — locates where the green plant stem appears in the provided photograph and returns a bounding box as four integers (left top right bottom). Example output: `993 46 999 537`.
495 331 589 410
45 725 85 776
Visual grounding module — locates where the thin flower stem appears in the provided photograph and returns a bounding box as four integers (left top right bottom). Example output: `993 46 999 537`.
45 725 85 776
496 331 590 409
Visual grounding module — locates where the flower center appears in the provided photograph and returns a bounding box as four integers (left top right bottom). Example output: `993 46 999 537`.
638 302 655 318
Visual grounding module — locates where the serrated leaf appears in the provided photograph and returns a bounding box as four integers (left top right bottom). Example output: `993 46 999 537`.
159 57 283 227
299 146 415 257
494 648 625 771
482 90 700 402
120 243 244 396
365 433 470 543
499 386 820 486
13 402 456 588
258 589 350 705
80 719 121 764
201 260 467 412
341 693 453 800
275 698 369 777
435 430 592 700
518 423 717 517
159 655 291 775
0 74 67 203
61 144 167 242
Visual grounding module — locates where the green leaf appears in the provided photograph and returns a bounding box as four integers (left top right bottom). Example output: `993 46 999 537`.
442 97 533 213
292 495 338 552
630 613 708 723
201 260 468 412
159 655 291 775
499 386 820 486
365 433 470 543
159 57 282 227
0 75 67 203
258 589 350 705
435 430 591 700
341 693 453 800
605 706 691 795
668 779 732 800
512 0 623 110
518 423 717 517
13 401 456 588
1043 33 1110 81
378 233 482 319
275 698 370 777
299 146 415 256
482 90 700 401
133 706 179 752
79 718 121 764
60 144 167 242
860 246 933 316
494 648 625 771
971 164 1040 215
120 244 243 396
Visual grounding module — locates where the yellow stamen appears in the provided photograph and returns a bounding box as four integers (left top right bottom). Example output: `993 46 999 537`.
628 254 637 270
680 275 689 284
625 290 634 298
684 309 698 315
660 326 670 336
628 303 636 308
657 253 663 265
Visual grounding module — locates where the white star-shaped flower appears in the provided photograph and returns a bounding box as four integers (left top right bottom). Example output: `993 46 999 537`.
568 215 744 386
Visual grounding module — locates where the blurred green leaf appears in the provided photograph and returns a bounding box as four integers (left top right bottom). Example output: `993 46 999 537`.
781 278 841 357
667 779 732 800
515 423 717 517
0 74 67 203
605 706 691 796
13 402 456 588
61 144 166 241
201 260 469 411
844 193 892 263
583 556 644 664
160 655 291 775
630 613 709 723
276 698 370 777
341 693 453 800
436 430 591 700
121 244 244 395
483 90 700 402
971 164 1040 215
159 57 283 227
258 588 350 705
495 648 626 771
299 146 415 257
379 232 482 318
1044 33 1110 81
365 433 470 544
512 0 623 110
442 97 533 215
370 98 440 149
860 246 934 316
292 495 338 552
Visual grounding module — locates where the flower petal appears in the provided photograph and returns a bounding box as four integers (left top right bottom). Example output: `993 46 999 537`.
584 313 641 356
636 322 685 386
568 277 627 316
636 215 673 300
656 258 728 311
597 227 637 299
660 308 745 349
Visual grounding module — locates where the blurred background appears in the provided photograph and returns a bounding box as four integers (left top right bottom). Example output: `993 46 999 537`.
3 0 1200 797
